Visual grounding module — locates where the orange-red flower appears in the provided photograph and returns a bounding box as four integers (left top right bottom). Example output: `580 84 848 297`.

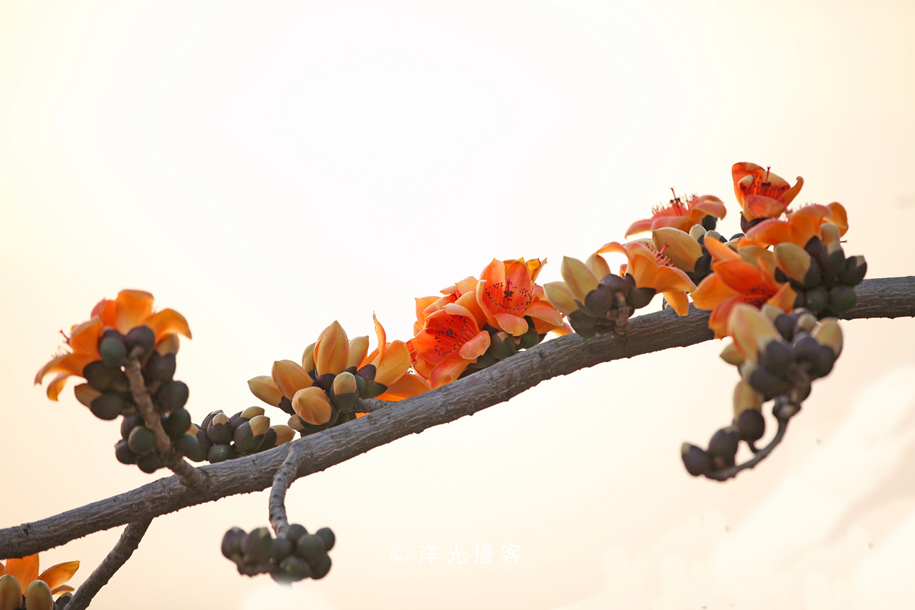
594 241 697 315
413 277 481 336
691 238 797 338
625 193 727 237
357 315 430 400
732 162 804 222
35 290 191 400
745 202 848 248
0 554 79 597
409 299 491 389
475 258 564 336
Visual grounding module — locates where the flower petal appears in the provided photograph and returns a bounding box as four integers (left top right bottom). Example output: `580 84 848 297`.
458 330 491 360
691 273 740 311
663 290 691 316
372 340 412 387
114 290 155 334
494 313 529 337
144 309 192 341
377 372 431 401
429 359 472 389
5 555 38 595
36 561 79 593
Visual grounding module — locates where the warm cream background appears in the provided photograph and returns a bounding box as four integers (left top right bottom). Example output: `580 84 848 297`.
2 1 914 608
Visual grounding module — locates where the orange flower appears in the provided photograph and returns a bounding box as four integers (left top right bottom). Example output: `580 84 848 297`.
691 238 797 338
475 258 564 336
732 162 804 222
625 193 727 237
358 314 430 401
413 277 481 336
35 290 191 400
0 554 79 597
745 202 848 248
409 301 491 389
594 241 697 315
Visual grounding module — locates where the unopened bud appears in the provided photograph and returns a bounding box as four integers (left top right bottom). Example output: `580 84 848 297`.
774 243 818 287
25 580 54 610
331 372 358 411
272 424 296 446
839 255 867 286
74 383 102 408
0 574 20 610
222 527 246 561
272 360 313 398
732 380 763 418
720 342 745 366
811 318 843 356
207 413 233 445
543 282 578 316
301 342 317 374
734 408 766 443
346 336 370 369
248 375 284 407
681 443 713 477
242 527 274 564
292 387 333 426
560 256 600 302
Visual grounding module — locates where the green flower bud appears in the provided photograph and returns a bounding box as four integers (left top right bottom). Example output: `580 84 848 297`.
271 537 295 563
175 434 204 461
359 380 387 400
82 360 123 392
285 523 308 542
90 391 125 421
242 527 274 564
136 451 163 473
804 286 828 313
158 380 189 412
128 426 156 456
331 372 358 411
0 574 21 610
124 325 155 360
278 556 312 582
839 255 867 286
143 351 176 384
295 534 327 564
735 408 766 443
828 285 858 314
310 554 332 579
222 527 246 561
115 439 138 465
207 413 232 445
315 527 336 551
25 579 53 610
207 443 235 463
489 332 517 361
99 335 128 368
165 408 192 439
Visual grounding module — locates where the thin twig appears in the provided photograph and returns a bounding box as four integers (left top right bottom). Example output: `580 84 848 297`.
1 276 912 558
124 358 206 491
62 519 152 610
267 442 311 537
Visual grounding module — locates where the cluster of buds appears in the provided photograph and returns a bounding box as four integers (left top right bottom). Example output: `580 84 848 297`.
221 525 335 582
191 407 295 463
682 304 843 479
460 317 546 375
681 226 731 285
774 235 867 316
545 257 654 338
0 578 69 610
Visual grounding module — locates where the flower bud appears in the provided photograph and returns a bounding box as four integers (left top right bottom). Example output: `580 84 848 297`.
115 439 138 464
278 556 312 582
311 554 332 579
560 256 600 302
73 383 102 408
774 243 818 287
0 574 20 610
175 433 205 461
543 282 578 316
124 325 156 360
272 537 296 563
346 336 370 369
272 360 313 398
222 526 246 561
158 380 189 412
804 286 828 313
90 392 125 420
811 318 843 356
720 342 745 366
828 285 857 314
315 321 349 376
330 371 358 411
728 303 782 362
708 427 740 467
136 451 164 473
820 222 841 246
292 387 333 426
165 408 192 439
839 255 867 286
822 247 846 278
689 224 707 240
272 424 296 446
243 527 274 564
99 333 128 368
583 284 615 318
288 415 306 432
626 285 656 310
489 331 517 360
207 413 233 445
681 443 712 477
735 408 766 443
301 342 317 374
795 311 817 333
25 580 53 610
315 527 336 551
128 425 156 456
207 443 235 463
144 351 177 384
248 376 284 407
732 380 763 418
295 534 328 564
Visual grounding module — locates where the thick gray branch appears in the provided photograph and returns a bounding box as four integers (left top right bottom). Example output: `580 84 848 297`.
1 276 912 558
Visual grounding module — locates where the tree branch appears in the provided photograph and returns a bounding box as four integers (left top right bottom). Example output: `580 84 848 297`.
61 518 152 610
1 276 912 559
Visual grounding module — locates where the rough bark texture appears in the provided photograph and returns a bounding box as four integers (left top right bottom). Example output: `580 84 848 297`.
1 276 912 559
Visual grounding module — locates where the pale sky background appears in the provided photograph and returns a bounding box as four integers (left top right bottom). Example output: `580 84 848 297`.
1 1 914 608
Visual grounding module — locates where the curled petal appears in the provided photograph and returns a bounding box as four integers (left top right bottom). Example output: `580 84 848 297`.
703 237 741 263
144 309 192 340
494 313 528 337
458 330 491 360
5 555 38 595
652 227 702 273
36 561 79 594
524 300 565 329
248 376 284 407
377 372 431 401
113 290 155 334
543 282 578 316
428 359 472 389
663 290 691 316
372 340 412 387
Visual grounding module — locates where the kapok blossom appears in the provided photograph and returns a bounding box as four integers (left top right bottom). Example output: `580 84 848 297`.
691 237 796 338
409 300 491 389
475 258 564 337
732 162 804 222
34 290 191 400
0 554 79 597
744 202 848 248
625 192 727 237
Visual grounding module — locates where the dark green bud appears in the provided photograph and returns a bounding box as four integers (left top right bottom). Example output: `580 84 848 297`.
90 392 125 420
158 380 189 412
207 413 232 445
315 527 335 551
114 439 138 465
242 527 274 564
278 556 312 582
99 336 127 368
207 443 235 463
195 428 212 452
828 285 857 314
143 351 176 384
200 409 224 433
360 380 387 399
165 408 192 439
125 325 156 359
761 340 794 376
221 527 246 561
804 286 828 313
128 425 156 455
83 360 123 392
174 434 204 461
839 255 867 286
295 534 327 564
310 554 332 579
285 523 308 542
489 332 517 360
822 248 846 278
120 414 143 440
271 537 295 563
803 236 828 266
517 322 541 349
136 452 163 473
